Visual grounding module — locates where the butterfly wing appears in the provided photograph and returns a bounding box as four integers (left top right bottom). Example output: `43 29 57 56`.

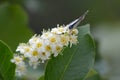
67 10 89 29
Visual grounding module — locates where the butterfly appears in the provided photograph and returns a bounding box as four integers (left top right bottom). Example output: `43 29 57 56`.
66 10 89 29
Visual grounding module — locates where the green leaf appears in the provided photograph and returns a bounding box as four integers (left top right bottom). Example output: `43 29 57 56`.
85 70 107 80
44 24 95 80
85 70 101 80
85 69 97 79
85 73 101 80
39 75 44 80
0 40 15 80
0 2 33 51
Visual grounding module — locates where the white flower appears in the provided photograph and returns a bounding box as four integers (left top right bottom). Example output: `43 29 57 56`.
31 38 44 49
48 34 59 44
41 30 52 39
59 35 69 46
11 22 79 76
31 49 39 57
35 39 43 49
51 44 63 57
29 57 40 69
16 43 32 58
11 55 24 66
16 43 26 53
44 45 52 52
15 64 26 76
39 51 51 63
51 25 68 34
29 34 40 45
70 29 78 35
69 35 78 47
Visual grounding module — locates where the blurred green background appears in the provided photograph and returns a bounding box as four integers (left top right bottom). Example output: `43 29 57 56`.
0 0 120 80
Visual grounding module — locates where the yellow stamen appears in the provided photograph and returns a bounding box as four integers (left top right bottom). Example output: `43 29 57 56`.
15 57 21 62
45 45 51 51
32 50 38 56
50 37 56 43
56 46 61 52
61 36 67 44
36 42 42 48
25 48 30 52
42 52 46 56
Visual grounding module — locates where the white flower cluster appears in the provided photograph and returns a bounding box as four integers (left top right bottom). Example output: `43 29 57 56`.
11 25 78 76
